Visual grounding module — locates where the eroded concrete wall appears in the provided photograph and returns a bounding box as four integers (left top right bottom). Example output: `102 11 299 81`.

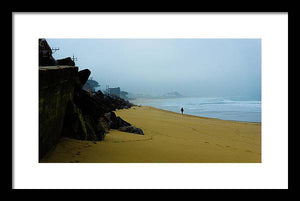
39 66 78 160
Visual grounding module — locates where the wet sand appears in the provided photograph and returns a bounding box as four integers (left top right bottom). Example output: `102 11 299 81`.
41 106 261 163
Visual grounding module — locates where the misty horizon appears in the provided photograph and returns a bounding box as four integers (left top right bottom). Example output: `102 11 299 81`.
47 39 261 100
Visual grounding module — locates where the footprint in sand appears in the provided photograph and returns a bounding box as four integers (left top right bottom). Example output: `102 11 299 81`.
245 150 252 153
204 141 209 144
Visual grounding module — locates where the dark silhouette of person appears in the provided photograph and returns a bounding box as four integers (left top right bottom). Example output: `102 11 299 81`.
181 107 184 115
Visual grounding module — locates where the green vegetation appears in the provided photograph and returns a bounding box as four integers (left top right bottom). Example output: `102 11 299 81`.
83 78 100 92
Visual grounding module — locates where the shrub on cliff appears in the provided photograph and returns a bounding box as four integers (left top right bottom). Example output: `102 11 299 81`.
83 79 100 92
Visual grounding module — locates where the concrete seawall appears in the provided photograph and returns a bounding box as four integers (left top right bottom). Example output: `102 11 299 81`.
39 66 78 160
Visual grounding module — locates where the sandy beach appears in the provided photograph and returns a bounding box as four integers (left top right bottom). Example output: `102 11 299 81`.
41 106 261 163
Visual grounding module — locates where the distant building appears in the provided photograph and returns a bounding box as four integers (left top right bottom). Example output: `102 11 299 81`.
106 87 128 100
107 87 121 97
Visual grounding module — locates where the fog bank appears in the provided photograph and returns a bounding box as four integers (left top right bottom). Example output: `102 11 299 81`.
47 39 261 100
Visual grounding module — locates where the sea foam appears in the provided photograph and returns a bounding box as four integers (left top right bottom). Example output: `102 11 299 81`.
132 97 261 122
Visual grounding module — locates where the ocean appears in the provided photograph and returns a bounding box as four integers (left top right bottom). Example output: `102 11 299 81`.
131 97 261 123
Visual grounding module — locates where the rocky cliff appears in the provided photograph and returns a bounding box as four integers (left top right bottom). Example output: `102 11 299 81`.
39 38 143 161
39 66 78 159
39 66 143 161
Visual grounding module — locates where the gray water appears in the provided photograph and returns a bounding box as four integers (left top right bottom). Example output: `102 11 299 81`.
131 97 261 123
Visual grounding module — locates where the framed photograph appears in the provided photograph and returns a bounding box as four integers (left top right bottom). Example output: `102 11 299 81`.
12 12 290 190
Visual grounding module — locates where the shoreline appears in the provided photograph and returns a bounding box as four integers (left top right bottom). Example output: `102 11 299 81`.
130 97 261 124
132 105 261 124
41 105 261 163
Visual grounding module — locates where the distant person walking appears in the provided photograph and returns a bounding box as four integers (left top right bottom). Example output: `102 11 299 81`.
181 107 184 115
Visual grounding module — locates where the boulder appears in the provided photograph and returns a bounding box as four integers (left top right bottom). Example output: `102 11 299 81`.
78 69 91 87
104 112 131 129
116 116 131 127
61 101 104 141
84 115 99 141
96 90 104 98
74 89 106 120
98 116 110 133
104 111 118 129
118 126 144 135
56 57 75 66
95 116 110 140
39 38 57 66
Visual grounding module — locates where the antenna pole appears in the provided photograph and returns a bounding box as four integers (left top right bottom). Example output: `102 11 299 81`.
51 47 59 54
72 54 78 62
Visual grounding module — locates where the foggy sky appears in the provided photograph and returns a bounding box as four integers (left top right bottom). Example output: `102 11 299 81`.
47 39 261 100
